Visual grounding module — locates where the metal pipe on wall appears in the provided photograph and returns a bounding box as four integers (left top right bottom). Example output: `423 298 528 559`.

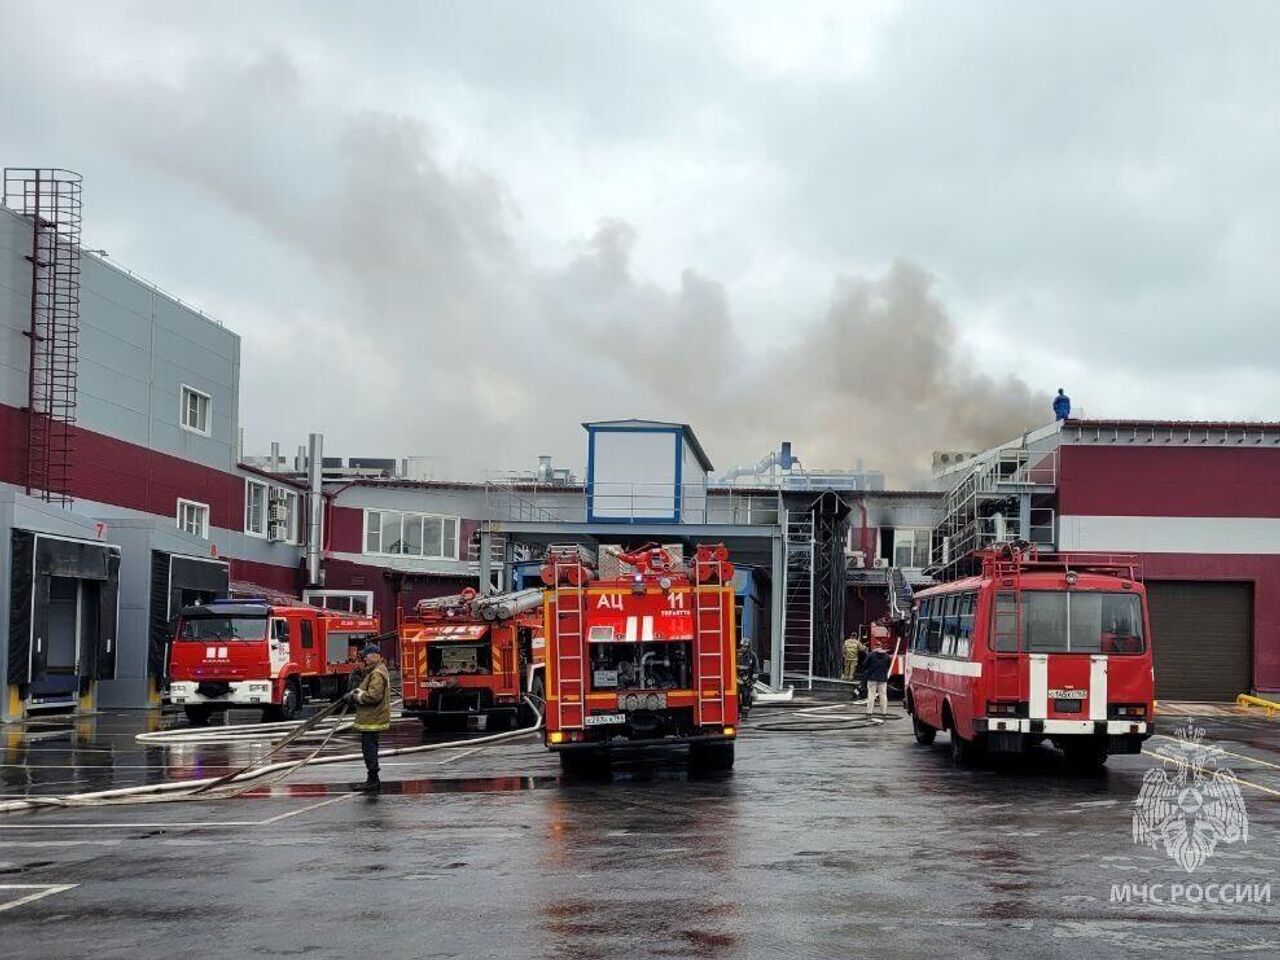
306 433 323 586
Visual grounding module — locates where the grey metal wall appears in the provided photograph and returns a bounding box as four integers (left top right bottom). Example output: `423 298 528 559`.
0 205 241 471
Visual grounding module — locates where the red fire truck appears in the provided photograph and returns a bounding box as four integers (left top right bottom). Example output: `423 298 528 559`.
541 543 739 773
398 588 546 730
169 599 381 724
905 545 1154 768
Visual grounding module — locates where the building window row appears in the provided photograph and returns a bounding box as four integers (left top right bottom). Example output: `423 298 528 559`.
177 499 210 539
364 509 459 560
245 479 300 543
180 384 211 436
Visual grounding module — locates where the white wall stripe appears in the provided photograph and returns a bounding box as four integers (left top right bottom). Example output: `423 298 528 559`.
1059 515 1280 555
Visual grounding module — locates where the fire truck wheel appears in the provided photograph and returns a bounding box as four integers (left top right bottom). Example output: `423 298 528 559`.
689 742 735 772
1061 737 1109 772
912 716 937 745
558 749 608 777
950 731 983 766
266 681 301 723
184 705 213 727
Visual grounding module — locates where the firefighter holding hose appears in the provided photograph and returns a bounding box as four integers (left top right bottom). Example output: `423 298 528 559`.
346 643 391 793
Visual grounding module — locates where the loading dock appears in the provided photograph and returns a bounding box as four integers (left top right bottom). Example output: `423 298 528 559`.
1147 580 1254 700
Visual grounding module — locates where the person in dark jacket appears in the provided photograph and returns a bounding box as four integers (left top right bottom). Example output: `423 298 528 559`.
1053 388 1071 421
346 644 390 792
864 644 892 717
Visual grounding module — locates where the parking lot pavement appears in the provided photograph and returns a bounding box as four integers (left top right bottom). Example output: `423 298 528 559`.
1 702 1278 959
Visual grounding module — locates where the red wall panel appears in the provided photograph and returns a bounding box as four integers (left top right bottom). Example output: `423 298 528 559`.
229 557 302 597
1 402 245 528
1058 445 1280 518
328 506 364 553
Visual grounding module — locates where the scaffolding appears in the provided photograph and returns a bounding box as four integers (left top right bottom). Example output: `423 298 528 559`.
930 446 1058 582
780 505 814 688
4 168 83 506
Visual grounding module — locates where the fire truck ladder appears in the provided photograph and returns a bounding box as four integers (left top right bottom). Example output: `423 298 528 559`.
694 583 726 726
781 508 815 689
4 168 83 506
551 554 587 730
989 552 1023 703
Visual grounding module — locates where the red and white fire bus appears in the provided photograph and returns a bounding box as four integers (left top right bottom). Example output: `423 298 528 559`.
905 545 1154 768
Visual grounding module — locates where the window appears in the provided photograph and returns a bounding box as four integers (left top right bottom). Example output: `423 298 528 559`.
179 616 265 640
245 480 267 537
177 499 209 538
940 595 959 656
180 385 211 435
926 598 944 654
1020 591 1146 655
363 510 460 560
956 592 976 658
272 619 291 643
300 620 314 649
889 528 932 569
282 490 301 544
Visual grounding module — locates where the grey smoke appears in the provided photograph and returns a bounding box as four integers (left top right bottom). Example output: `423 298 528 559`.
74 50 1049 484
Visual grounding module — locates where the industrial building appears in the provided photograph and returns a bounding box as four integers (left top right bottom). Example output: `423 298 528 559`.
2 168 1277 724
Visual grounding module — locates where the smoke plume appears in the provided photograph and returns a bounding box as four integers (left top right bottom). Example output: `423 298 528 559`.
90 50 1048 484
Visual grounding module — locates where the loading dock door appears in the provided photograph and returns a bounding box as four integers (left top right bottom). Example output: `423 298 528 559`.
1147 581 1253 701
149 552 230 684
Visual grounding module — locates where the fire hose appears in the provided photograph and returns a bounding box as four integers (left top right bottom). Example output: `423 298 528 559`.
0 696 544 815
749 700 904 733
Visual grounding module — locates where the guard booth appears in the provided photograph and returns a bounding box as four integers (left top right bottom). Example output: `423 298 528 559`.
584 420 712 523
7 531 121 713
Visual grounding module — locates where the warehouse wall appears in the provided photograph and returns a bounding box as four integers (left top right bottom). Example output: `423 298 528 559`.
1056 444 1280 692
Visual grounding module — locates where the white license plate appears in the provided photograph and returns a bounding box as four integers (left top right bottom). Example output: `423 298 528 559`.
583 713 626 727
1049 688 1086 700
422 680 447 689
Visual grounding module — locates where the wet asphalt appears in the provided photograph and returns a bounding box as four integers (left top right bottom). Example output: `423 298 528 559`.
1 699 1278 959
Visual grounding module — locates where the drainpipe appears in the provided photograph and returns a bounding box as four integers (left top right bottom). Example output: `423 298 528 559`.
859 501 871 567
306 433 323 586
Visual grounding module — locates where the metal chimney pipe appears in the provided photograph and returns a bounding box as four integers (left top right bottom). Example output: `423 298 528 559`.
306 433 324 585
296 445 307 472
269 441 280 474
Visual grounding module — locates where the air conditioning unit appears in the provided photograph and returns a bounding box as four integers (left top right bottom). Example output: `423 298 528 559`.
269 487 289 503
268 521 288 542
268 502 288 523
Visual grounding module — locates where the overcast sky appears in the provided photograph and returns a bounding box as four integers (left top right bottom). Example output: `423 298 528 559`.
2 1 1277 484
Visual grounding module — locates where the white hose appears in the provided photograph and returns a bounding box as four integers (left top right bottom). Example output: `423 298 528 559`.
0 698 544 816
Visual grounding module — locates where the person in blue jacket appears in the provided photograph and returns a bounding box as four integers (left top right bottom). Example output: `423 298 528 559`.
1053 388 1071 421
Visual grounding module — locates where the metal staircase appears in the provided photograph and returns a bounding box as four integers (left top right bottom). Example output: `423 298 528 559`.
781 507 815 688
886 566 914 621
4 168 83 506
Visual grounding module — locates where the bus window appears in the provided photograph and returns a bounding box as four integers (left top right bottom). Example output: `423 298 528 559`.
1020 591 1146 654
927 599 944 654
940 595 959 656
911 601 929 652
955 592 976 658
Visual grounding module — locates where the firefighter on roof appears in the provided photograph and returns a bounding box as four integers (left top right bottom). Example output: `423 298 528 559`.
347 644 391 792
1053 388 1071 421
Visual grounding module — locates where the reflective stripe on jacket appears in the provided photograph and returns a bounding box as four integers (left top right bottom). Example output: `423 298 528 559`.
353 662 391 732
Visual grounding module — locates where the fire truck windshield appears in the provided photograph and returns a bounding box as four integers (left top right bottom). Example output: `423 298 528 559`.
1014 591 1145 654
179 616 268 641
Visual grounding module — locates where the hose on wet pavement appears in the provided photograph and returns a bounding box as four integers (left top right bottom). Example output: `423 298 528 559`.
0 697 544 815
749 700 905 733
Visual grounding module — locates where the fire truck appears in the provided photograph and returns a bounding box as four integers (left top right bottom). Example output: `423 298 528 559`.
169 599 382 724
905 544 1154 768
398 588 546 730
541 543 739 773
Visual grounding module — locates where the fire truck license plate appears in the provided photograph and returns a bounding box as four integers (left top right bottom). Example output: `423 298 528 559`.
1048 689 1086 699
583 713 626 727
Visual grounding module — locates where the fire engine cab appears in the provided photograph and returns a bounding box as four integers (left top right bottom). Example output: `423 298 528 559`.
398 588 545 730
905 545 1154 768
169 599 381 724
541 543 739 773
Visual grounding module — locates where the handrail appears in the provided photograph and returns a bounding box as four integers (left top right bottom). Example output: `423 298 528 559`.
1237 693 1280 718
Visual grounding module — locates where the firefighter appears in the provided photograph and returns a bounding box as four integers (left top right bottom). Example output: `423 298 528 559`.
346 643 390 792
864 642 892 718
842 633 864 682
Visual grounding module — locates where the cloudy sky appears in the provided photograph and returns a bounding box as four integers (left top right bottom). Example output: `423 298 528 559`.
2 1 1276 484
